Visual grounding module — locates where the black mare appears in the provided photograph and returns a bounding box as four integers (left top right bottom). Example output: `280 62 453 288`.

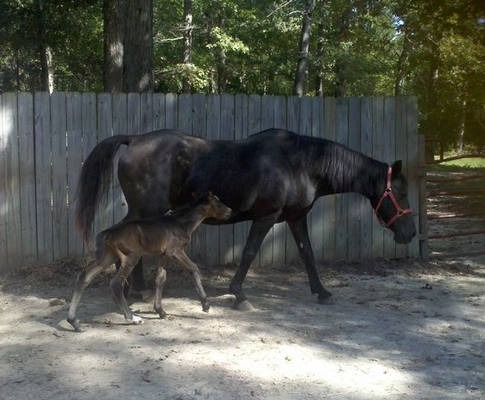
76 129 416 308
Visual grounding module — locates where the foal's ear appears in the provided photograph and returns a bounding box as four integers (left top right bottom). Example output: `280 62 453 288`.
391 160 402 177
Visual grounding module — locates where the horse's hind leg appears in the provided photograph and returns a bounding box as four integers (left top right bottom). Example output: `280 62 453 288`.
67 256 114 332
154 259 168 318
110 255 143 324
173 250 210 312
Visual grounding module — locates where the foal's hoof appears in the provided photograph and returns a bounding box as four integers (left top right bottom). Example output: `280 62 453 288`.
131 315 144 325
202 301 210 313
67 318 83 332
233 300 255 311
317 292 335 305
158 310 167 319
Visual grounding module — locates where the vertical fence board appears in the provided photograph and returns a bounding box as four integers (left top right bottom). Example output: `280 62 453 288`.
310 97 324 262
51 93 68 259
360 97 373 260
206 95 221 265
285 96 300 263
219 94 235 265
177 94 192 135
66 93 83 257
18 93 36 264
35 93 53 262
0 96 7 267
112 93 128 223
1 95 18 268
81 93 97 251
395 97 408 258
383 97 396 258
407 97 420 257
95 94 114 234
140 92 153 133
273 96 287 265
165 93 176 129
233 94 249 265
127 93 141 134
191 94 207 263
347 97 361 261
177 94 193 256
322 97 336 261
260 95 275 266
335 98 349 260
247 95 262 265
371 97 384 258
152 93 166 130
3 93 21 267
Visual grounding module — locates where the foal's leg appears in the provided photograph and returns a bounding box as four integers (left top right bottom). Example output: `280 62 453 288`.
154 258 168 318
67 255 115 332
173 250 210 312
110 255 143 324
288 215 332 303
229 212 280 309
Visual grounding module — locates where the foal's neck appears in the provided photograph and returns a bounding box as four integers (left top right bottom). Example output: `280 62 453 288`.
175 205 207 235
312 140 387 204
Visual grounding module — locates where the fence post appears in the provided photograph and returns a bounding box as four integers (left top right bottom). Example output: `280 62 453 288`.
418 134 429 259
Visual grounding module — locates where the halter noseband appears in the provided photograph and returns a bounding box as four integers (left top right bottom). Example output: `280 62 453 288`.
374 166 412 227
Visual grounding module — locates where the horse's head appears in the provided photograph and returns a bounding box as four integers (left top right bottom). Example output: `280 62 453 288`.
374 161 416 244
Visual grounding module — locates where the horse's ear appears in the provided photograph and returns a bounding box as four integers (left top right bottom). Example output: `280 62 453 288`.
392 160 402 177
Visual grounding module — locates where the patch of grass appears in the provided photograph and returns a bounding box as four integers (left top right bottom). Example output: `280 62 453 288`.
441 157 485 168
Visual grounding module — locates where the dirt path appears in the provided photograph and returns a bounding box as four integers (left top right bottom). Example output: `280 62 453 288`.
1 258 484 400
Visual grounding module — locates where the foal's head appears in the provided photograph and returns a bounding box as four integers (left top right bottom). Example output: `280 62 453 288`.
374 160 416 244
200 192 232 220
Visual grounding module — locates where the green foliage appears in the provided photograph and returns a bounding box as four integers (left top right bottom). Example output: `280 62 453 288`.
0 0 483 148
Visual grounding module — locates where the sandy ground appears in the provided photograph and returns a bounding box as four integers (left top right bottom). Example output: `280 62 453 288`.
1 168 484 400
0 257 484 400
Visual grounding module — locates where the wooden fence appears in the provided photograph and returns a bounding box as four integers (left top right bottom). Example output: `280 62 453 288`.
0 92 422 272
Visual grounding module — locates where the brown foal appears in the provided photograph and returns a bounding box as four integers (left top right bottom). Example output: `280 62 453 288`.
67 192 231 332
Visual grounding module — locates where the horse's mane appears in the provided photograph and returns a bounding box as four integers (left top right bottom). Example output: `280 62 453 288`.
296 134 387 197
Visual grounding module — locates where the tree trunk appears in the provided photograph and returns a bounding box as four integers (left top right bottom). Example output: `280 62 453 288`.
182 0 193 93
293 0 316 96
103 0 125 92
457 99 466 153
394 30 409 96
314 7 325 96
216 14 227 93
37 0 54 93
123 0 153 92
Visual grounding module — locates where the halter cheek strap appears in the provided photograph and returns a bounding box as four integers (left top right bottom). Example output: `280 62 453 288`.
374 166 412 228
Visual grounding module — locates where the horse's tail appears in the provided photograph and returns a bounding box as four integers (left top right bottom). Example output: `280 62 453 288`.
76 135 132 243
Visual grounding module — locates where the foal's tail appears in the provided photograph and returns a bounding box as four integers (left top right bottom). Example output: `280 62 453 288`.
76 135 132 243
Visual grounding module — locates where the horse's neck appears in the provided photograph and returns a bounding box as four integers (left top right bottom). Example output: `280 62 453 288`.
312 141 387 202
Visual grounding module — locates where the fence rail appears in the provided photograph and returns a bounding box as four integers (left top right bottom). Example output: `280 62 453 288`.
0 92 421 272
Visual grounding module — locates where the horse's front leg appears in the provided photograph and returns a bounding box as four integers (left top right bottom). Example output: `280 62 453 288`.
230 212 280 310
288 215 333 304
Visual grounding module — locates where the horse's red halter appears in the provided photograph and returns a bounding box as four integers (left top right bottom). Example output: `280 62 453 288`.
374 166 412 227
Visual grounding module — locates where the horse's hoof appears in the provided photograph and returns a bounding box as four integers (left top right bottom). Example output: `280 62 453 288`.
233 300 255 311
318 293 335 305
131 315 144 325
202 302 210 313
158 310 167 319
67 318 83 332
